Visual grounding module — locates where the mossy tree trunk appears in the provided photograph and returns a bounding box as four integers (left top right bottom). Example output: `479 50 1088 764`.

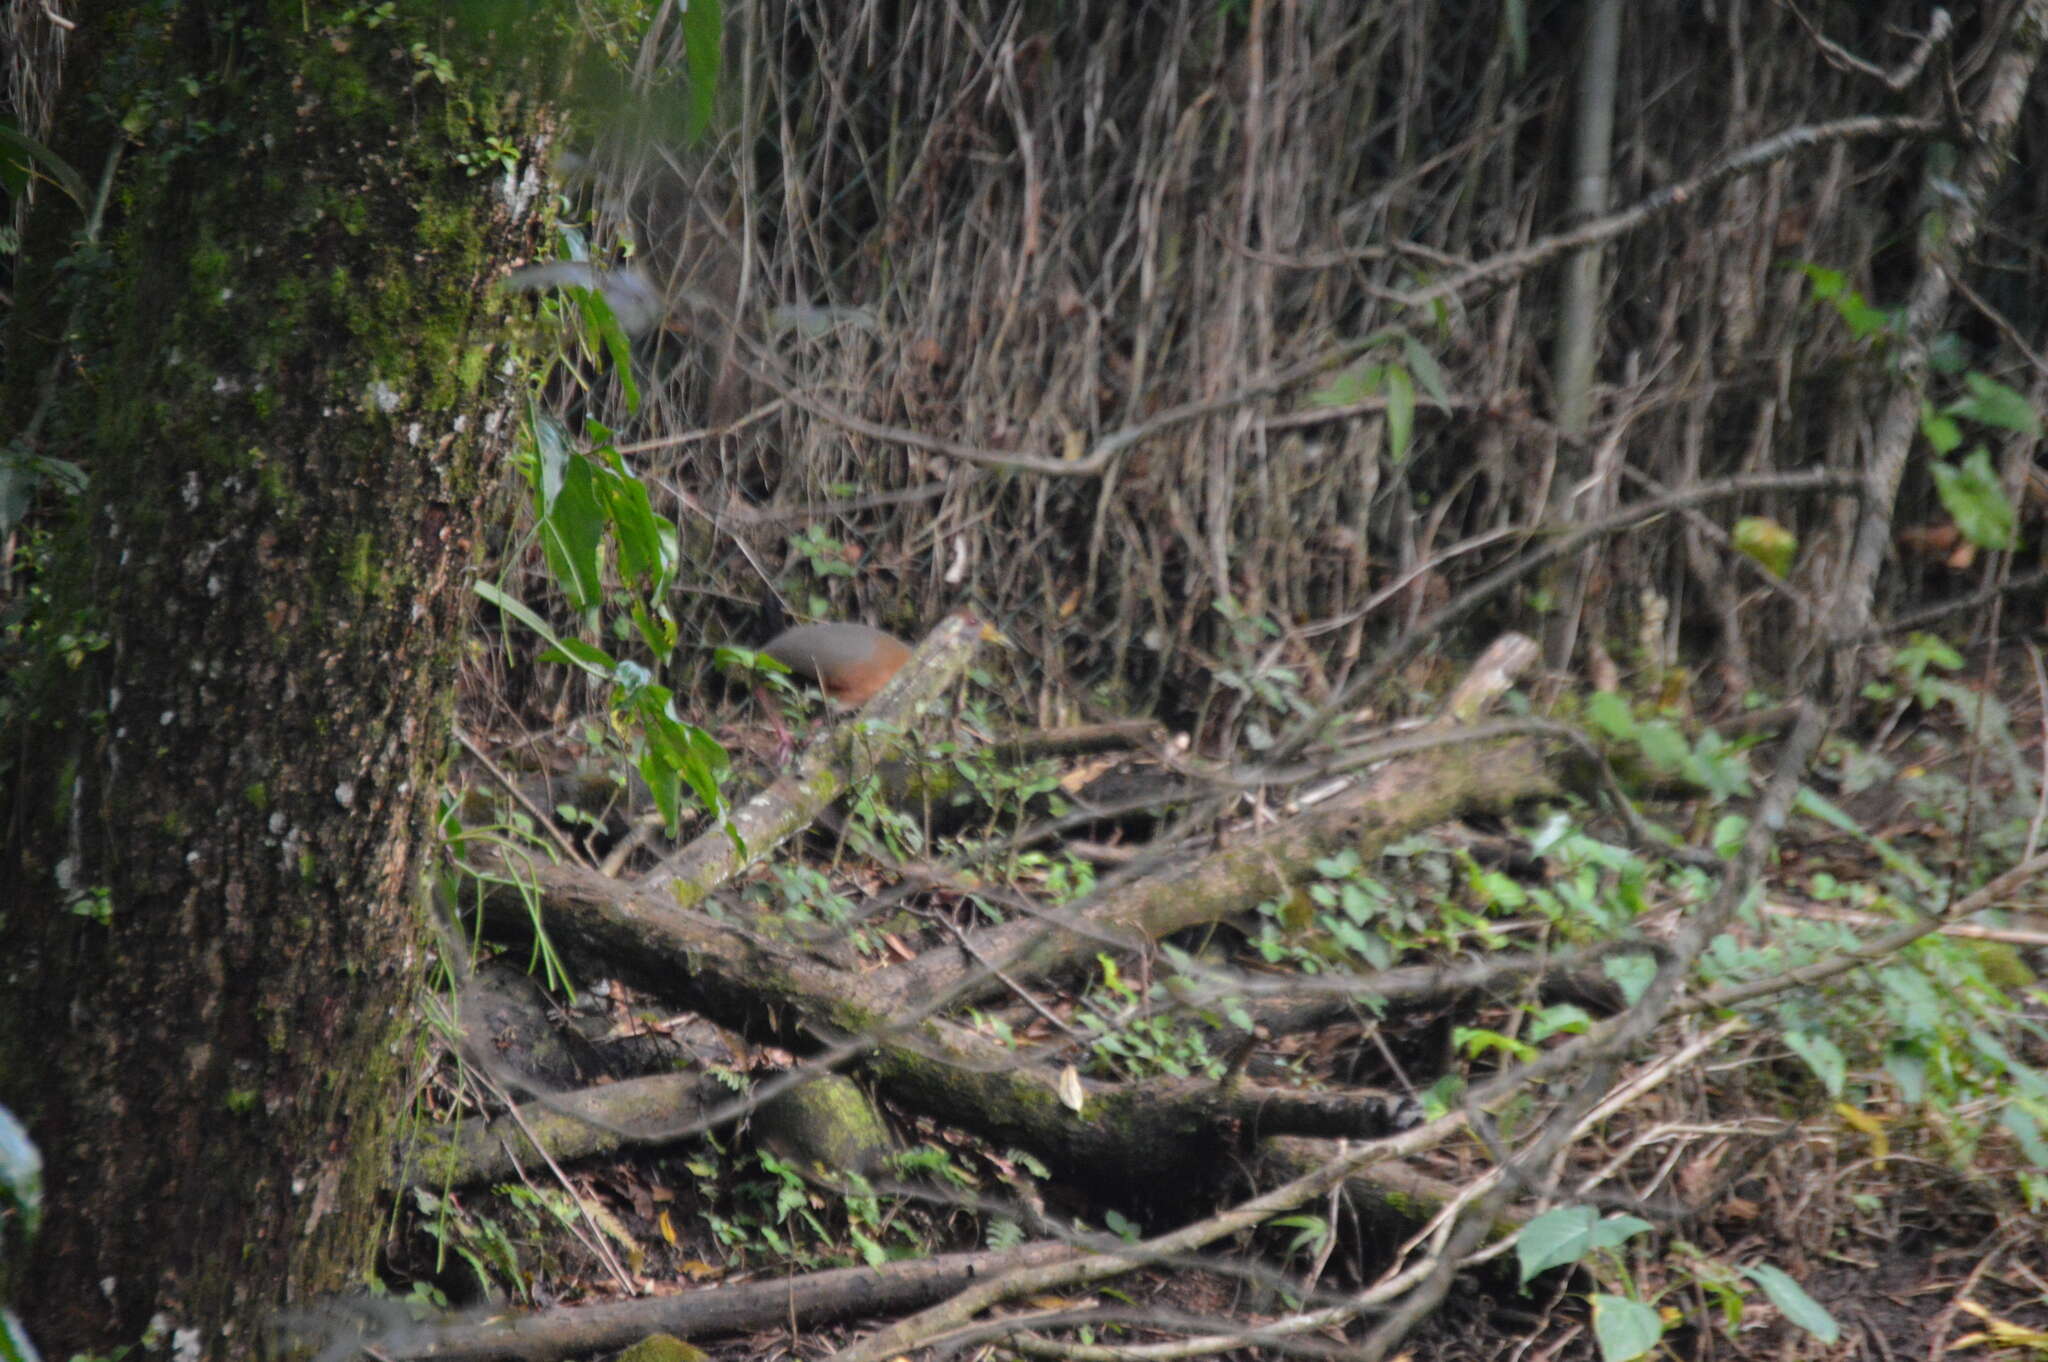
0 5 557 1356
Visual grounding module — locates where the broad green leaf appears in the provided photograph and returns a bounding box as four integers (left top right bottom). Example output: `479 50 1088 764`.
1950 372 2042 438
637 748 682 836
1603 952 1657 1006
1586 1214 1654 1251
1591 1294 1664 1362
1930 448 2015 549
1517 1205 1599 1281
1841 296 1894 341
1897 631 1965 674
562 285 641 415
1584 690 1637 740
1711 814 1748 859
1476 869 1526 909
1783 1029 1846 1098
0 117 88 206
532 407 572 505
1744 1264 1839 1342
1920 404 1963 455
596 447 677 594
1529 1004 1592 1042
1688 730 1754 804
629 600 679 659
537 452 605 611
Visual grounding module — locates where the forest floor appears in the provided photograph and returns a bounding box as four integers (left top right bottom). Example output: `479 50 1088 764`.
393 641 2048 1362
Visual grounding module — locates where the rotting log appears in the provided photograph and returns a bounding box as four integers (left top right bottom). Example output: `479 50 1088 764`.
458 734 1563 1196
870 732 1563 1015
400 1071 736 1191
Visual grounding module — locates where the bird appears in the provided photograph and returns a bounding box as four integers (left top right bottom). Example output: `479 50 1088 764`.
761 622 914 708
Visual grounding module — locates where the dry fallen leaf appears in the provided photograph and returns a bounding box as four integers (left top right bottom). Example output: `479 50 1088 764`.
1057 1064 1087 1114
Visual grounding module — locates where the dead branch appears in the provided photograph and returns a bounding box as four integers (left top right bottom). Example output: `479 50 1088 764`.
376 1241 1079 1361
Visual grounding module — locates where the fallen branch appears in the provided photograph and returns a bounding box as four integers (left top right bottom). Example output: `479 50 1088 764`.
376 1240 1079 1361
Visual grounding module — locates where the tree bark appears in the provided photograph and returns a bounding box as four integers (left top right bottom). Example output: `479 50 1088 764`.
0 6 552 1356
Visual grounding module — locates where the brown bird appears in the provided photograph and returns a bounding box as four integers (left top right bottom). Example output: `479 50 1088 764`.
761 621 913 707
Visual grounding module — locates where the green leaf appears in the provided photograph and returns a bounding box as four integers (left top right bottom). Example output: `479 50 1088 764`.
1401 332 1452 407
629 600 679 659
1591 1294 1664 1362
1528 1004 1592 1042
1950 372 2042 438
1517 1205 1599 1281
2000 1104 2048 1169
1731 516 1796 578
680 0 724 143
1603 952 1657 1006
1711 814 1748 859
1896 631 1965 674
1687 730 1754 804
1930 447 2016 549
1839 296 1895 342
475 581 567 652
1308 360 1377 408
1793 785 1859 834
1586 1215 1654 1252
1384 365 1415 463
1635 720 1689 775
637 747 682 838
1920 404 1964 455
1744 1264 1839 1342
595 447 677 594
537 452 605 611
1796 263 1844 299
537 637 617 675
1783 1029 1846 1098
1883 1042 1927 1103
1453 1026 1536 1063
531 407 573 504
1793 786 1935 889
1476 868 1526 909
1584 690 1637 740
2 1307 39 1362
0 117 88 207
1269 1212 1330 1255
